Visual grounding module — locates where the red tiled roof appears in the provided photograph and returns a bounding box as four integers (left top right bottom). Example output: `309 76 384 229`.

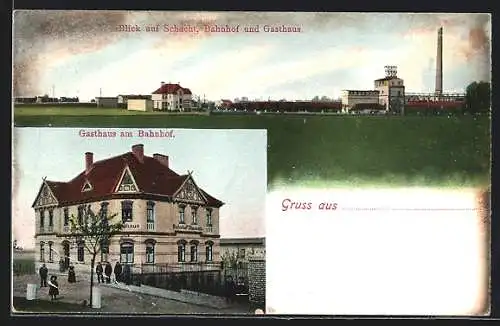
40 152 223 207
152 83 192 95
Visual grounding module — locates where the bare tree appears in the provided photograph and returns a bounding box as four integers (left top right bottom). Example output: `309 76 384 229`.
68 205 123 307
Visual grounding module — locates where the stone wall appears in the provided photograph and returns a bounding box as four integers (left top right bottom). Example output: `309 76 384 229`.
248 256 265 307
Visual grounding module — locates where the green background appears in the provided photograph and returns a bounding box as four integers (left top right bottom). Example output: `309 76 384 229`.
15 108 491 189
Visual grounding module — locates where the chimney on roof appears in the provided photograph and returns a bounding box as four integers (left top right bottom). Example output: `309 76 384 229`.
161 81 165 87
153 153 169 168
132 144 144 163
85 152 93 175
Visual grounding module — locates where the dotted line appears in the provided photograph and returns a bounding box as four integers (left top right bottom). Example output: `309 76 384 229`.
340 207 480 211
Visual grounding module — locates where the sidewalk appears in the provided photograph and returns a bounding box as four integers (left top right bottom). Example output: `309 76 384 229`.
100 281 231 309
12 274 253 314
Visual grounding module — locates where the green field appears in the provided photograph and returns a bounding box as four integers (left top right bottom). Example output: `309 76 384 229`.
14 107 491 189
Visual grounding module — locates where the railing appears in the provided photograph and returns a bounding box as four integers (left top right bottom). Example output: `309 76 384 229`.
39 226 45 233
204 225 215 234
147 222 155 231
63 225 70 233
47 225 54 232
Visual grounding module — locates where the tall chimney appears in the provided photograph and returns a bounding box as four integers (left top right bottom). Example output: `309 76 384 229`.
132 144 144 163
153 154 169 167
161 81 165 87
85 152 93 175
435 27 443 96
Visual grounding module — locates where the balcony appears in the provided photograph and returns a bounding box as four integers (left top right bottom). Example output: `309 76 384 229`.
204 225 216 234
147 222 155 231
63 225 70 233
173 223 203 233
47 225 54 232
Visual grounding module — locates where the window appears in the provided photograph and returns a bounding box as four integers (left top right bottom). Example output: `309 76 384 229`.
121 201 133 222
39 242 45 262
206 209 212 226
206 241 213 262
77 205 84 225
190 241 198 262
120 242 134 264
191 207 198 225
77 241 85 262
100 240 109 262
179 206 185 224
147 201 155 230
63 208 69 226
238 248 245 259
39 209 45 230
146 242 155 264
178 241 186 262
100 202 109 219
48 242 53 262
48 209 53 228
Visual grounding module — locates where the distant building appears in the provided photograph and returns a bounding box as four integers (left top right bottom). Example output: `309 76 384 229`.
220 237 265 268
127 99 153 112
151 82 193 111
340 90 380 113
95 97 119 108
14 97 37 104
374 76 405 112
118 95 152 107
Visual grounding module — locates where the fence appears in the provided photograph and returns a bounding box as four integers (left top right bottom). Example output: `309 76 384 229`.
130 262 249 298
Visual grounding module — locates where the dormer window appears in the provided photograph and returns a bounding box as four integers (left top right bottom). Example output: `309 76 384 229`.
117 167 138 193
82 180 93 192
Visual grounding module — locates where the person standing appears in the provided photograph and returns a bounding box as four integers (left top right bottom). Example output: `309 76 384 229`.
68 265 76 283
48 275 59 301
104 262 112 283
95 262 104 283
39 264 48 287
114 261 123 283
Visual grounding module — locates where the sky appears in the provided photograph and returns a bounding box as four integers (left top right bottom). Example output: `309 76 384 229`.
12 11 491 102
12 128 267 249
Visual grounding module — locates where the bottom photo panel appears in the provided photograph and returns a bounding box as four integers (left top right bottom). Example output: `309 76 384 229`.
12 127 267 315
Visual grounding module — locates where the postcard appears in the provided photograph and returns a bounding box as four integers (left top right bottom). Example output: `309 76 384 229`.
12 10 491 317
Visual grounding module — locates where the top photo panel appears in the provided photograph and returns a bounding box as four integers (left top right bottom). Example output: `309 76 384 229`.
12 11 491 128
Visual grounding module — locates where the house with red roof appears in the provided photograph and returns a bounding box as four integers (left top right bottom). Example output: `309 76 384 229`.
32 144 223 273
151 81 193 111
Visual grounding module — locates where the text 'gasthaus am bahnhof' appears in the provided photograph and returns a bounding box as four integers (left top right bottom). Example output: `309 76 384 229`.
79 129 175 138
116 24 302 33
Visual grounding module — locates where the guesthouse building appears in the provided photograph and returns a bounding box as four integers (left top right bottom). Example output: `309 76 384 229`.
33 144 224 273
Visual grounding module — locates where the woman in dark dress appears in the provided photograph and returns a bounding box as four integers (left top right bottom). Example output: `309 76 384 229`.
68 265 76 283
48 275 59 300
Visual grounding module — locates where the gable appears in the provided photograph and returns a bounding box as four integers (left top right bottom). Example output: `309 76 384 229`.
174 177 206 204
115 166 140 193
33 182 58 207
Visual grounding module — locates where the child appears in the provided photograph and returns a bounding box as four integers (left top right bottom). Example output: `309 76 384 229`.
48 275 59 301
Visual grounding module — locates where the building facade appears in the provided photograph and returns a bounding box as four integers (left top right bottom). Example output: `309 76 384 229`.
151 82 193 111
127 99 153 112
374 76 405 113
95 97 119 108
33 144 224 273
220 237 265 268
340 90 380 113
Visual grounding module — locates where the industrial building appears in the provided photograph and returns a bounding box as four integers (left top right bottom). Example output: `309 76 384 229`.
95 97 119 108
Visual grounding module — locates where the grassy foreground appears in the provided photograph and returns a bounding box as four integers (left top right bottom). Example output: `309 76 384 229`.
14 107 491 189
